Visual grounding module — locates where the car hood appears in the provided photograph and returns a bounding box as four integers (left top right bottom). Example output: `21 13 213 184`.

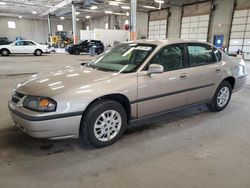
16 65 117 97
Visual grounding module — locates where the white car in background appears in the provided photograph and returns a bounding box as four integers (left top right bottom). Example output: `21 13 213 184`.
0 40 50 56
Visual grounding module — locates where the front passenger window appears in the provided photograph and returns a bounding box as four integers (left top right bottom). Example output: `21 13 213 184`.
150 45 185 71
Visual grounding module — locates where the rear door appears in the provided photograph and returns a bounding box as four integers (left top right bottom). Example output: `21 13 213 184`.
185 43 223 105
137 44 190 117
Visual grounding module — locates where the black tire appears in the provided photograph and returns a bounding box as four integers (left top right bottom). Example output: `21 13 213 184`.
207 81 232 112
80 99 127 148
74 50 80 55
34 49 42 56
96 48 103 55
1 49 10 56
58 41 66 48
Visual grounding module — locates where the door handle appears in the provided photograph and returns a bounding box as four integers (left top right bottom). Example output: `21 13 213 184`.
179 73 187 79
216 68 222 72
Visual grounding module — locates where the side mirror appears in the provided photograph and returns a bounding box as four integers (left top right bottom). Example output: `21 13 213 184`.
147 64 164 75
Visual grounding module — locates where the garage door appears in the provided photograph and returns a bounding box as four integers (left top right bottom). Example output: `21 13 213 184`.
180 15 209 42
148 20 167 39
228 9 250 60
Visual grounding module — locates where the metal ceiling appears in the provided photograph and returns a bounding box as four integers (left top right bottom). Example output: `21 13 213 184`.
0 0 209 19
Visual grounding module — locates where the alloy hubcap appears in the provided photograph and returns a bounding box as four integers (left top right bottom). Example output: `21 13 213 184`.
3 50 8 55
217 86 230 107
94 110 122 142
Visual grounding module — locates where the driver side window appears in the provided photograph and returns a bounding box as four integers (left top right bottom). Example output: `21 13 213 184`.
149 44 185 72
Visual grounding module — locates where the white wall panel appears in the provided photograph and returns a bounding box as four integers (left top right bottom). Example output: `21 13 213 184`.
229 39 244 45
180 14 209 41
230 32 245 38
234 10 248 17
231 25 246 32
232 17 247 25
148 19 167 39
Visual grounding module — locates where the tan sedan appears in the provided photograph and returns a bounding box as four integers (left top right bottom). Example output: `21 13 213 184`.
8 39 247 147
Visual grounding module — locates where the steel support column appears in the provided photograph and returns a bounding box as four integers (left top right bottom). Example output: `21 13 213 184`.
48 14 52 45
130 0 137 40
72 2 77 44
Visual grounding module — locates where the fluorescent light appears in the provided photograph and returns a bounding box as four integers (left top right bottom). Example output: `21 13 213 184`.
143 5 157 9
60 16 65 20
18 16 22 19
0 2 6 5
109 2 119 6
155 0 164 3
85 15 91 19
32 11 37 14
105 10 113 14
90 5 98 10
76 18 79 21
75 12 80 15
126 12 129 16
121 6 130 10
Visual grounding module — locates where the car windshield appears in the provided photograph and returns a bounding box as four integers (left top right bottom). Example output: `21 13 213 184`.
87 43 156 73
76 40 87 45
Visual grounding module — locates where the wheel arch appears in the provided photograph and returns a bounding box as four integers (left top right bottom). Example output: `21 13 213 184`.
0 48 11 54
223 76 235 89
80 93 132 125
34 48 43 53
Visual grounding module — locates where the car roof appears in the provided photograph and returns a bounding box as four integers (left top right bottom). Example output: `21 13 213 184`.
126 38 212 47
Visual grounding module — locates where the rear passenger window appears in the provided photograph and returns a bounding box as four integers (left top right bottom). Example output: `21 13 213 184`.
187 44 216 66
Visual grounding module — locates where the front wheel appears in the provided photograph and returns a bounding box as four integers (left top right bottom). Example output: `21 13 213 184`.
1 49 10 56
80 100 127 148
207 81 232 112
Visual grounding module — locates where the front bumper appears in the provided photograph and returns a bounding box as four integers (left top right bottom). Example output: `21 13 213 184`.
8 101 82 140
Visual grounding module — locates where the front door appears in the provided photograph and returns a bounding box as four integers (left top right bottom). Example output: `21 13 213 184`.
14 41 27 53
137 44 190 117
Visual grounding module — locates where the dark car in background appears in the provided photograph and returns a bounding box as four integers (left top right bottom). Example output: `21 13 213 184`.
66 40 104 55
0 37 11 45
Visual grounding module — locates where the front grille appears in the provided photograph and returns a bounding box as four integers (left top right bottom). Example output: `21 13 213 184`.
11 91 25 103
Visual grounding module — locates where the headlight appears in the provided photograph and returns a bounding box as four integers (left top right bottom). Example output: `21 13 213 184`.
23 96 57 112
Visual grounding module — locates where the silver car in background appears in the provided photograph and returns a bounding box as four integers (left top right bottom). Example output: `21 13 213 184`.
8 39 247 147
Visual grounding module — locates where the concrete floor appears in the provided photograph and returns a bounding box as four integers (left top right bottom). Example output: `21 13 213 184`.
0 54 250 188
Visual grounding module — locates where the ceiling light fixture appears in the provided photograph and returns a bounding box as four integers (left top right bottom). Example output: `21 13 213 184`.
109 2 119 6
121 6 130 10
32 11 37 14
18 16 22 19
143 5 157 9
60 16 65 20
75 12 80 15
155 0 164 3
90 5 98 10
76 18 80 21
0 2 6 5
105 10 113 14
85 15 91 19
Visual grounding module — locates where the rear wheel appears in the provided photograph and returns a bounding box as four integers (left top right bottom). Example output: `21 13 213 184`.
74 50 80 55
80 99 127 148
34 49 42 56
207 81 232 112
96 48 103 55
1 49 10 56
